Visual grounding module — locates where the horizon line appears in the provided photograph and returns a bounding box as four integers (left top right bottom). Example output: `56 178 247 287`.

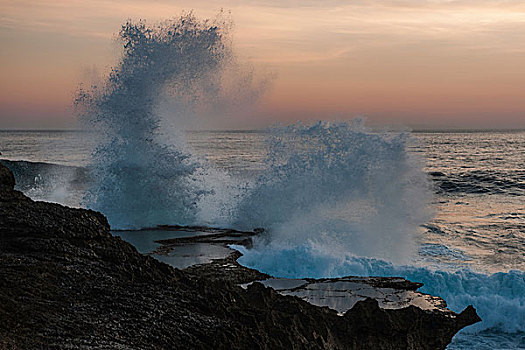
1 128 524 133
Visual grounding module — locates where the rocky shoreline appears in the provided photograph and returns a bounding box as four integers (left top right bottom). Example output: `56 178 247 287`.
0 162 480 349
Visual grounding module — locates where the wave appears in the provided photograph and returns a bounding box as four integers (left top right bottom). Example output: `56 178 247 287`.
6 159 524 201
225 121 524 344
232 120 433 264
234 245 525 339
0 159 88 207
74 14 242 229
431 170 525 196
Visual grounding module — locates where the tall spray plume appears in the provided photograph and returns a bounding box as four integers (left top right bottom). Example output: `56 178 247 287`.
75 13 259 229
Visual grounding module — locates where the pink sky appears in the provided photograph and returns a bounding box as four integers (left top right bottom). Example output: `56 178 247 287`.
1 0 525 129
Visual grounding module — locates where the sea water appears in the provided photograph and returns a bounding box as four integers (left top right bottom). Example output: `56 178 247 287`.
1 128 523 349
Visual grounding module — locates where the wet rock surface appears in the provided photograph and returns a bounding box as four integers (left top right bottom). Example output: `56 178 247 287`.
145 229 452 314
245 277 450 315
0 162 480 349
113 226 260 269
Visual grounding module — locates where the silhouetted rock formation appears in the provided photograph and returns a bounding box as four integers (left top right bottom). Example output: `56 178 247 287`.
0 162 480 349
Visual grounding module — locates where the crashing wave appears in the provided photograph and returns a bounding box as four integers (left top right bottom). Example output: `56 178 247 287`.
0 159 87 207
75 14 239 229
235 245 525 336
229 121 524 344
232 120 432 264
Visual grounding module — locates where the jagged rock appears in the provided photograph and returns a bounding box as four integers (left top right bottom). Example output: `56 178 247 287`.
0 163 480 349
0 163 15 190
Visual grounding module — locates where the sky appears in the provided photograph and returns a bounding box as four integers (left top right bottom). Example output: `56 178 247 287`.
1 0 525 129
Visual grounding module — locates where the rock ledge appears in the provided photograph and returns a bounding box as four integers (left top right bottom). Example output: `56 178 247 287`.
0 163 480 349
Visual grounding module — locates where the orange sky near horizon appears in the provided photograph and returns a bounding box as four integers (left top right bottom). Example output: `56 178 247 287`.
1 0 525 129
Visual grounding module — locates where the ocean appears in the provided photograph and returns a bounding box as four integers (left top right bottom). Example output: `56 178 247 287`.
1 129 524 349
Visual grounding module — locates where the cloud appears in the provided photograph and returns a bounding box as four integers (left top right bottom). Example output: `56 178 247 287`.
2 0 525 127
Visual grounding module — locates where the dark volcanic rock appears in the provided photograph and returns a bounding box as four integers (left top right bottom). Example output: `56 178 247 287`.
0 163 15 190
0 163 480 349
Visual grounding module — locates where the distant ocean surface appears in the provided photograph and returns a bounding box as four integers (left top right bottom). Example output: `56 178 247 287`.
1 129 524 349
1 130 523 273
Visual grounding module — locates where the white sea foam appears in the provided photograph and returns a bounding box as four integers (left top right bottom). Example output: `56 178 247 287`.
235 245 525 335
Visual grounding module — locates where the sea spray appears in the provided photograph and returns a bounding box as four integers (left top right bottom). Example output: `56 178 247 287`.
233 120 432 264
1 159 87 208
231 121 524 344
75 14 241 229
